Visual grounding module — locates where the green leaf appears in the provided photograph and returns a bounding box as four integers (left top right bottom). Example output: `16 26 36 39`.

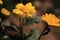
10 25 19 32
25 17 34 26
6 24 19 32
25 16 41 26
0 35 9 40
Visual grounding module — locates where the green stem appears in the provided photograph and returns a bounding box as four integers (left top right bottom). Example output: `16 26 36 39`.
20 18 25 40
20 18 23 40
38 24 49 40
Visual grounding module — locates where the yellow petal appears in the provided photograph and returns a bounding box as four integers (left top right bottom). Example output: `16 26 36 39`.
13 9 23 16
25 2 36 14
52 23 60 27
25 2 32 7
15 3 24 9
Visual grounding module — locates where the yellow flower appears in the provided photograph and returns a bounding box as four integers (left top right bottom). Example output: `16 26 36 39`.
41 13 60 27
13 2 36 17
1 8 10 16
0 0 3 5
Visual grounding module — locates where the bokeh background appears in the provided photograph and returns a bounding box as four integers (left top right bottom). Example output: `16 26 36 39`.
0 0 60 40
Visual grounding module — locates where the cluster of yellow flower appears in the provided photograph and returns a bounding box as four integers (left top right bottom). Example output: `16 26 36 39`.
1 0 60 27
0 2 36 17
13 2 36 17
0 0 3 5
41 13 60 27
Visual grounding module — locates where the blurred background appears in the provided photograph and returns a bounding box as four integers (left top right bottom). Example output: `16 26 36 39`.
0 0 60 40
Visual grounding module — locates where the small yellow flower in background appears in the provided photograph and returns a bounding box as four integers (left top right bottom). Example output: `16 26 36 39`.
0 0 3 5
13 2 36 17
1 8 10 16
41 13 60 27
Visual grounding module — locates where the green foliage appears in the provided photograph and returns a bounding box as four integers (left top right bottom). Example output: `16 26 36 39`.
0 35 10 40
6 24 19 32
3 21 19 32
25 16 41 26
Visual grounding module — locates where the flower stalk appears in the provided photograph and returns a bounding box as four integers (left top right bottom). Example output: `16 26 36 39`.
38 23 49 40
